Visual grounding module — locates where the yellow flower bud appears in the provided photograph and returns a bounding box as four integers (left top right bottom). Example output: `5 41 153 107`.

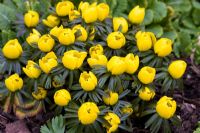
138 87 155 101
89 27 95 40
2 39 23 59
97 3 109 21
32 87 47 100
24 10 39 27
56 1 74 16
107 32 126 49
62 50 87 70
69 10 80 21
104 113 120 133
54 89 71 106
79 71 97 91
39 52 58 74
138 66 156 84
154 38 173 57
50 25 64 38
78 102 99 125
82 5 98 23
58 28 75 45
125 53 139 74
72 25 88 42
103 91 119 105
89 44 104 56
23 60 41 79
156 96 177 119
87 54 108 67
121 106 133 114
78 1 90 13
26 29 41 46
107 56 126 75
38 34 55 52
128 5 145 24
5 73 23 92
113 17 128 33
42 14 60 28
168 60 187 79
135 31 156 51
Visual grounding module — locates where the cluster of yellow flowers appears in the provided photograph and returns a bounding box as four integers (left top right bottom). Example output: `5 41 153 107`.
1 1 188 132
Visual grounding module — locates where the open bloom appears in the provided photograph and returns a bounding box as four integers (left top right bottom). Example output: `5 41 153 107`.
42 14 60 28
113 17 128 33
54 89 71 106
107 56 126 75
107 32 126 49
128 5 145 24
2 39 23 59
89 44 104 56
23 60 41 79
156 96 177 119
139 87 155 101
78 102 99 125
82 5 98 23
69 10 80 21
26 29 41 46
50 25 64 38
56 1 74 16
103 91 119 106
87 54 108 67
168 60 187 79
24 10 39 27
79 71 97 91
39 52 58 74
38 34 55 52
138 66 156 84
5 73 23 92
32 87 47 100
154 38 173 57
125 53 139 74
104 113 120 133
97 3 109 21
72 25 88 42
58 29 75 45
62 50 87 70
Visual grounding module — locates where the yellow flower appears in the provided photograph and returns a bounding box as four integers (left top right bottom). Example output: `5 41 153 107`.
79 71 97 91
113 17 128 33
42 14 60 28
121 106 133 114
54 89 71 106
154 38 173 57
62 50 87 70
26 29 41 46
38 34 55 52
56 1 74 16
97 3 109 21
107 56 126 75
24 10 39 27
89 44 104 56
103 91 118 106
50 25 64 38
72 25 88 42
58 28 75 45
138 66 156 84
39 52 58 74
23 60 41 79
5 73 23 92
135 31 156 51
78 102 99 125
78 1 90 13
2 39 23 59
125 53 139 74
32 87 47 100
156 96 177 119
87 54 108 67
89 27 95 40
69 10 80 21
168 60 187 79
138 87 155 101
104 113 120 133
107 32 126 49
82 5 98 23
128 5 145 24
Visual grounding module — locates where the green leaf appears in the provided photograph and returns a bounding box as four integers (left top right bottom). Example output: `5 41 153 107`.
142 9 154 25
146 24 163 38
192 9 200 25
166 0 192 12
161 31 177 42
145 113 159 128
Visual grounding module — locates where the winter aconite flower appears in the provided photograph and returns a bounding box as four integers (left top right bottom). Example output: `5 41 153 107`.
139 87 155 101
125 53 139 74
24 10 39 27
87 54 108 67
23 60 41 79
62 50 87 70
26 29 41 46
38 34 55 52
2 39 23 59
32 87 47 100
89 44 104 56
58 28 75 45
50 25 64 38
78 102 100 125
69 10 80 21
138 66 156 84
107 32 126 49
113 17 128 33
156 96 176 119
42 14 60 28
103 91 119 106
104 113 120 133
79 71 97 91
54 89 71 106
5 73 23 92
107 56 126 75
72 25 88 42
56 1 74 16
168 60 187 79
97 3 109 21
39 52 58 74
82 4 98 23
135 31 156 51
78 1 90 13
89 27 95 40
128 5 145 24
154 38 173 57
